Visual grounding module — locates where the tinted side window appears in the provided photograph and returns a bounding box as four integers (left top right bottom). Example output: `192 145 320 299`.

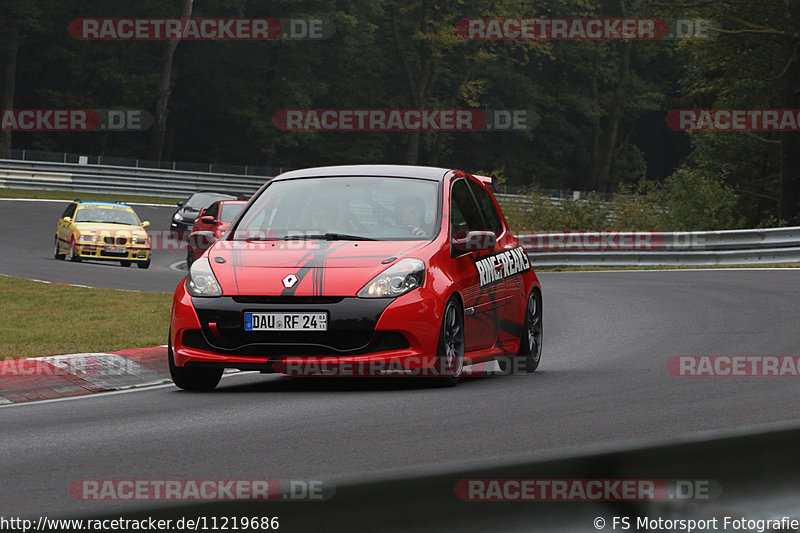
450 179 483 233
204 203 220 219
62 203 77 219
469 183 503 232
219 203 243 223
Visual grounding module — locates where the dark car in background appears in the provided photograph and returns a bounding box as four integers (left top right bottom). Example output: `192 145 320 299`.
170 191 238 239
185 199 247 265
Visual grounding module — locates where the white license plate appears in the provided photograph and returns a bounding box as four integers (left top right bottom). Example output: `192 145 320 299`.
244 312 328 331
104 246 126 253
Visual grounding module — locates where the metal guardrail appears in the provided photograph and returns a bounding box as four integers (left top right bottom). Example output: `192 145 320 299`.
0 159 271 198
521 228 800 267
0 148 282 177
2 159 797 266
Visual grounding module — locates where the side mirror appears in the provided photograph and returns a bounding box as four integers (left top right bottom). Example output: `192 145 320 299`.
188 231 218 251
141 221 150 228
61 217 72 223
200 216 215 224
452 230 496 254
177 201 184 207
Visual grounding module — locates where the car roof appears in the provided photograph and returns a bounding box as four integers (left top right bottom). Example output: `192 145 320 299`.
273 164 455 182
189 191 237 198
75 201 133 209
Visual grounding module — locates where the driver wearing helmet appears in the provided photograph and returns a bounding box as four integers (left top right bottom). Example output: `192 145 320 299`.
394 194 429 237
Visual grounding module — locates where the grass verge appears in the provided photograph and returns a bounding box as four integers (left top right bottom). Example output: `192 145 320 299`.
0 188 178 205
0 274 172 359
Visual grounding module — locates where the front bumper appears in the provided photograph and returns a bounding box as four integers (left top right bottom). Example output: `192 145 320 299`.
170 282 445 375
74 243 150 262
170 220 194 240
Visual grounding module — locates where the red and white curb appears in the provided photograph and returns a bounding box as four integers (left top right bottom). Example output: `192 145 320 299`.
0 346 170 404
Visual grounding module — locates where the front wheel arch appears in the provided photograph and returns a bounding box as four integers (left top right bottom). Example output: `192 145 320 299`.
168 334 222 391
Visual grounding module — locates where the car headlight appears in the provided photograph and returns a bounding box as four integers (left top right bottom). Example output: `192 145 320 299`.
133 236 149 245
173 213 184 222
78 234 98 242
186 257 222 297
358 258 425 298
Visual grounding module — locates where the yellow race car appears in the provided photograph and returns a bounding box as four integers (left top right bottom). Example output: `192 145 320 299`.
54 200 152 268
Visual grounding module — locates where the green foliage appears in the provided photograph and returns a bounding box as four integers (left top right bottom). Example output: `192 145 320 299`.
501 169 742 231
500 192 612 232
657 168 743 231
2 0 795 225
658 0 798 224
3 0 676 186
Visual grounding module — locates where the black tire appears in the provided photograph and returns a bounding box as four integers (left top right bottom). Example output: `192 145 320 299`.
120 261 132 267
54 237 65 260
435 297 465 386
137 260 150 269
67 239 82 262
519 290 543 373
186 248 195 267
168 337 222 391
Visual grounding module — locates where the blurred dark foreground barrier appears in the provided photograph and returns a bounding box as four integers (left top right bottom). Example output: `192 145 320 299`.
56 422 800 532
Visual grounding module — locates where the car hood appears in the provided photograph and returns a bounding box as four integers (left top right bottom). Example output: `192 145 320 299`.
73 223 147 236
206 239 431 296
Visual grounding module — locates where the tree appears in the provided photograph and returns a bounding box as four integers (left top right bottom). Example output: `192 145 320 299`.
0 0 44 154
656 0 800 222
148 0 194 161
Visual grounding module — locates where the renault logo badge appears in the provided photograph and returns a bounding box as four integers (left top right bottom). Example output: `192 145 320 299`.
283 274 298 288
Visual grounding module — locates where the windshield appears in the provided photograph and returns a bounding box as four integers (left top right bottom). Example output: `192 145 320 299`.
185 193 233 210
232 176 440 241
74 207 140 225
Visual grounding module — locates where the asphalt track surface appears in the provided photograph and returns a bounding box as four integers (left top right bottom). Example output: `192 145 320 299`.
1 199 799 528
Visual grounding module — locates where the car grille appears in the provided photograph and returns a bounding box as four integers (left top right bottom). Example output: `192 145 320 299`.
103 237 128 245
190 296 398 354
182 329 409 357
232 296 344 305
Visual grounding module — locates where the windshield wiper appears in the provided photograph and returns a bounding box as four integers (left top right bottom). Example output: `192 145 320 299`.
283 233 376 241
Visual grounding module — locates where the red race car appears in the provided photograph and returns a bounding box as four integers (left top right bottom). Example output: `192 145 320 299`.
169 165 543 390
186 200 247 266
